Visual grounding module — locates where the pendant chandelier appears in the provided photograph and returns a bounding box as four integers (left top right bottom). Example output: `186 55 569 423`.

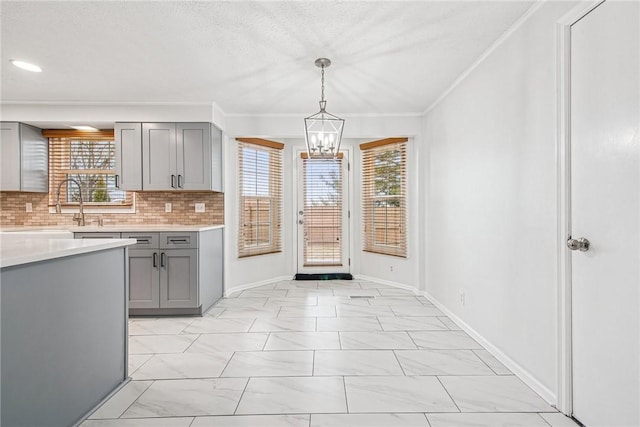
304 58 345 158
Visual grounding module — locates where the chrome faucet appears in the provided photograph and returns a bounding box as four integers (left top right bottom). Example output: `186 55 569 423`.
55 178 85 226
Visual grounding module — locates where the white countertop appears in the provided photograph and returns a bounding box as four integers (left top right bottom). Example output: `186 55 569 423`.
0 224 224 233
0 238 136 269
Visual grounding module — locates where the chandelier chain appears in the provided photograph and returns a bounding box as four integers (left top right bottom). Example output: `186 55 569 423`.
320 65 325 103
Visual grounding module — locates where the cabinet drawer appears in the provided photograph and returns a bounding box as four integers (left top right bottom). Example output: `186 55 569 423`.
160 232 197 249
122 232 160 249
74 232 122 239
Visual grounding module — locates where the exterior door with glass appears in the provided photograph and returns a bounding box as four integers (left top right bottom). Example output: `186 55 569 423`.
297 152 350 274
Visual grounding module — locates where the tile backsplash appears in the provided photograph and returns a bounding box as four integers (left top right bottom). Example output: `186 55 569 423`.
0 191 224 227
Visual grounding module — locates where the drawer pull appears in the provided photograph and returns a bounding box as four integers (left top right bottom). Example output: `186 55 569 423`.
169 239 188 244
136 238 150 244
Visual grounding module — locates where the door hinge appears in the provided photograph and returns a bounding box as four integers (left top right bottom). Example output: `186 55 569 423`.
348 210 351 219
348 162 351 172
348 258 351 266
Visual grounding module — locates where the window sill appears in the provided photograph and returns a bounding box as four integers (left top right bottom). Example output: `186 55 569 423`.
48 201 136 214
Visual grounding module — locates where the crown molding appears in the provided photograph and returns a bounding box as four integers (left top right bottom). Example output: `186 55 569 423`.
423 0 547 116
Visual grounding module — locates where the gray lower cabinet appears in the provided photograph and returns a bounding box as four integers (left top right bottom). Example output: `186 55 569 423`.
74 229 223 315
128 249 160 309
161 249 198 308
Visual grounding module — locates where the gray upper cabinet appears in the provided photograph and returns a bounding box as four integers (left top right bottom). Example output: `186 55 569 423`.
1 122 48 192
114 123 142 191
142 122 216 191
177 123 211 190
118 122 222 192
142 123 177 190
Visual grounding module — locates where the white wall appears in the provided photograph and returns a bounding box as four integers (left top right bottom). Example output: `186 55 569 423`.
223 114 424 294
425 1 578 401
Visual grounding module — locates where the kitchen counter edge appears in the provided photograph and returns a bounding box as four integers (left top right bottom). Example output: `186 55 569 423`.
1 238 137 269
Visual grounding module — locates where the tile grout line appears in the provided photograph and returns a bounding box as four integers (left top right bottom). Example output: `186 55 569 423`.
231 377 251 416
435 375 462 414
115 379 155 419
472 349 501 376
391 349 408 376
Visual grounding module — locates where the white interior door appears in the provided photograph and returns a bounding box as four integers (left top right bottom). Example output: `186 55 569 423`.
570 1 639 426
297 152 350 274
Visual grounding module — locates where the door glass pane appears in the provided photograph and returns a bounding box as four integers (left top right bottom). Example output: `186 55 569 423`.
303 158 342 266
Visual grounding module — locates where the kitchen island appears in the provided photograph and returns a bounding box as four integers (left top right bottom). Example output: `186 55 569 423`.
0 235 135 427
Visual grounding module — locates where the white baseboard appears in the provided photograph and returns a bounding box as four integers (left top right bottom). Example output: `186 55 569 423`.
420 290 557 405
354 275 419 293
224 275 292 297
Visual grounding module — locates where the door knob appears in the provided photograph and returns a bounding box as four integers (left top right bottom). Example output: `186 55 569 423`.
567 237 590 252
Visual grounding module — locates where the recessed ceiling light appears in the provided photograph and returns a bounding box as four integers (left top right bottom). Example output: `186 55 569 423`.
70 125 99 131
10 59 42 73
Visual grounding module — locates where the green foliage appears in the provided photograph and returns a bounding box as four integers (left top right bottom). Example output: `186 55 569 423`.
374 149 402 207
92 176 110 202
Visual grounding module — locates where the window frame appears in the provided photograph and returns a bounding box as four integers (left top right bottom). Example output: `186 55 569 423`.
361 138 408 258
45 130 134 212
236 138 284 258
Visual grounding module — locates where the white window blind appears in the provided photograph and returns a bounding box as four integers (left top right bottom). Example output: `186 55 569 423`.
237 138 284 258
302 154 343 266
361 138 407 257
47 131 132 207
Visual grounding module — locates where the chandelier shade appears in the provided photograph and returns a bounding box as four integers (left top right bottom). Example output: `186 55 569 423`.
304 58 345 158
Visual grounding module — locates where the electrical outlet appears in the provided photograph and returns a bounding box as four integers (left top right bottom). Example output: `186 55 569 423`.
165 203 172 213
195 203 205 213
459 291 466 306
25 202 33 212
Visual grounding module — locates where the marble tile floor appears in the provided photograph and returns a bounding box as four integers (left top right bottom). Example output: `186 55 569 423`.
82 280 579 427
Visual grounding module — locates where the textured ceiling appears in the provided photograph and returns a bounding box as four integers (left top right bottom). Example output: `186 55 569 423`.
1 1 534 115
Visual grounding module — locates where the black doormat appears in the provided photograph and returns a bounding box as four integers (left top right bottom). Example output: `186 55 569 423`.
294 273 353 281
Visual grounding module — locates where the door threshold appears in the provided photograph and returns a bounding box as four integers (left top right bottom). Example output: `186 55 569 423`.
294 273 353 281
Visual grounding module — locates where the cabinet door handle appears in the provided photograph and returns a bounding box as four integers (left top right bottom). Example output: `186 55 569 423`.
171 174 176 188
153 252 158 268
160 252 166 268
115 174 119 189
178 174 183 188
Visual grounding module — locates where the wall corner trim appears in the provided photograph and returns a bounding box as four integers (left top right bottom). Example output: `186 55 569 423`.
423 0 547 116
420 289 557 406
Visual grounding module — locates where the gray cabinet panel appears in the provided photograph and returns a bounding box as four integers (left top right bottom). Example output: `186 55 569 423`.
128 249 160 309
142 123 176 190
0 122 47 192
114 123 142 191
199 228 223 312
211 125 223 192
0 122 20 191
177 123 211 190
160 249 197 308
20 123 48 192
1 247 127 427
160 232 197 249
